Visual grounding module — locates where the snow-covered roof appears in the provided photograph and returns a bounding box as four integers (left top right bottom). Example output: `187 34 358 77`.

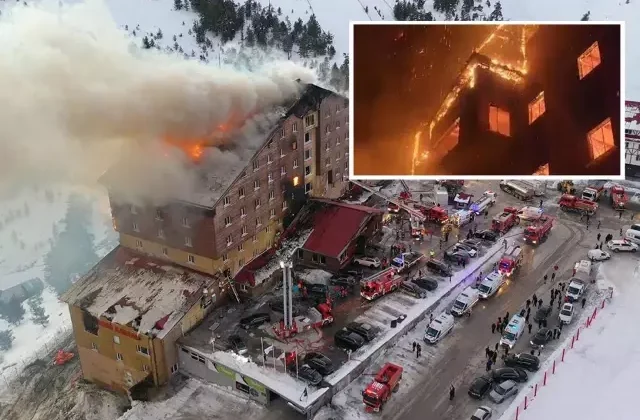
252 230 313 285
61 246 218 339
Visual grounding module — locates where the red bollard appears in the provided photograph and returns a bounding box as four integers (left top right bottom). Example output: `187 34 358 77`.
577 328 580 341
516 406 519 420
571 336 575 349
552 360 556 374
524 395 528 410
563 348 567 360
543 371 548 385
534 383 538 397
602 299 606 309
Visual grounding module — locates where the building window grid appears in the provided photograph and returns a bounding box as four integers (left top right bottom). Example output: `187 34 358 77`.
188 254 195 264
528 92 546 125
224 216 232 226
185 236 193 247
238 187 245 199
241 225 248 236
267 154 273 164
588 118 615 161
268 172 274 183
226 235 233 246
269 190 275 201
578 41 602 80
488 105 511 137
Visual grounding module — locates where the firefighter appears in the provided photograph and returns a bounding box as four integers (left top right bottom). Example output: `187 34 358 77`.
449 385 455 400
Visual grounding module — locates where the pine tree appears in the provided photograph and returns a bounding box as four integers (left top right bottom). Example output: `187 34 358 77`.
174 0 182 10
581 11 590 21
142 35 151 49
156 29 163 40
0 299 26 326
28 295 49 327
488 1 503 21
0 330 14 351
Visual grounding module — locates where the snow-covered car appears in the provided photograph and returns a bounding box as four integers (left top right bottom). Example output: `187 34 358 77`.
353 256 381 268
559 303 574 324
607 240 638 253
588 249 611 261
470 406 493 420
488 380 518 403
454 242 478 257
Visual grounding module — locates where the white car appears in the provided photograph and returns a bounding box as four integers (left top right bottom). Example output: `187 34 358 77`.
559 303 574 324
470 406 493 420
353 256 381 268
453 242 478 257
588 249 611 261
607 240 639 253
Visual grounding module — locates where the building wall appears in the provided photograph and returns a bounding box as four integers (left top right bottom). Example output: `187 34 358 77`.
315 95 350 199
526 24 621 175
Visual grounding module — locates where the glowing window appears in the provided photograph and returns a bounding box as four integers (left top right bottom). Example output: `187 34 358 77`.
533 163 550 176
293 176 300 187
528 92 546 124
588 118 615 160
578 41 601 80
489 106 511 136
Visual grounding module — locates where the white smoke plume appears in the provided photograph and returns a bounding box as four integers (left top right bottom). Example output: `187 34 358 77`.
0 0 315 203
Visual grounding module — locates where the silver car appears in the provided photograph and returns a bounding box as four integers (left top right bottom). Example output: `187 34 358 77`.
488 380 518 403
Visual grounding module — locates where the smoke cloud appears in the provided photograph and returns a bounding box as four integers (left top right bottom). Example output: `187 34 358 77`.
0 0 315 203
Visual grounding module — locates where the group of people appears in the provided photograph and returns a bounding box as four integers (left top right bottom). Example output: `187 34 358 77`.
411 341 423 358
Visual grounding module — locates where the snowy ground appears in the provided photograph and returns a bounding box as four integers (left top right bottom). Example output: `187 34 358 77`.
498 256 640 420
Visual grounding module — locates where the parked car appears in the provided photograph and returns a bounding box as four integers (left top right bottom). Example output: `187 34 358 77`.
474 230 500 242
294 364 322 386
412 277 439 291
454 242 478 257
607 239 638 253
227 335 248 355
444 249 471 264
268 299 301 316
334 328 365 351
306 283 329 297
346 322 380 342
533 306 552 323
341 269 364 279
303 352 335 376
559 303 574 324
462 238 484 250
588 249 611 261
470 406 493 420
504 353 540 371
329 275 357 287
400 281 427 299
239 313 271 330
425 259 453 277
353 256 381 268
488 380 518 403
491 367 528 383
468 375 494 399
530 328 553 349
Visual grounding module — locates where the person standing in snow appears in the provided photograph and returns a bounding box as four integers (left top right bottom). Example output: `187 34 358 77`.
543 274 548 283
551 272 556 281
416 344 422 358
528 323 533 334
491 323 496 334
533 294 538 306
505 312 510 322
412 342 417 353
538 298 544 308
597 233 601 242
449 385 455 400
581 297 587 308
526 299 531 309
486 359 493 371
497 317 502 327
491 351 497 364
485 346 491 358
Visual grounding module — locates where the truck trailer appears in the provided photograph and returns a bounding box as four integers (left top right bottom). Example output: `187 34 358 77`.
499 180 534 201
558 194 597 216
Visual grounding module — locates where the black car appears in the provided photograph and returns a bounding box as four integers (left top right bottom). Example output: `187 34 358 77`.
530 328 553 349
239 313 270 330
334 328 365 351
303 352 335 376
306 283 329 297
341 269 364 280
400 281 427 299
227 334 248 355
329 276 357 287
468 375 494 399
346 322 380 342
294 364 322 386
491 367 528 383
412 277 439 291
425 259 453 277
504 353 540 372
444 250 470 264
474 230 500 242
533 306 552 323
268 299 301 316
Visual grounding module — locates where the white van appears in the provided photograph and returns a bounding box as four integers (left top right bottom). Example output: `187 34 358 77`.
499 314 526 349
451 287 480 317
574 260 592 277
424 312 455 344
517 206 543 221
452 210 473 227
477 271 506 299
625 225 640 245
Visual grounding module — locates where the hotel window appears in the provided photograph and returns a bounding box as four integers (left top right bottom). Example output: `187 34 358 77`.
184 236 193 247
136 345 150 356
587 118 615 161
304 132 311 143
135 239 143 248
241 225 248 236
292 140 298 150
578 41 602 80
155 209 163 220
304 149 312 161
293 176 300 186
268 172 274 183
325 141 330 151
267 139 273 148
293 159 299 168
336 152 340 161
292 122 298 132
255 198 261 208
132 222 139 232
162 247 168 256
252 160 259 171
188 254 195 264
256 217 262 227
113 336 121 344
336 104 340 114
252 234 257 242
253 249 259 257
266 225 271 233
528 92 546 124
488 105 511 137
143 365 149 372
238 243 244 252
270 209 276 218
116 353 123 361
336 120 340 129
280 148 285 157
238 258 245 268
171 364 179 374
157 228 165 239
267 154 273 164
533 163 550 176
240 207 246 218
269 190 275 201
182 217 190 228
336 136 341 145
344 161 348 170
254 179 260 190
224 216 232 226
282 201 288 210
226 235 233 246
91 342 98 351
280 166 286 175
325 157 331 167
305 182 312 193
238 187 245 198
304 114 315 128
223 196 231 207
130 205 138 215
325 125 330 134
280 128 285 138
305 166 311 176
222 253 228 262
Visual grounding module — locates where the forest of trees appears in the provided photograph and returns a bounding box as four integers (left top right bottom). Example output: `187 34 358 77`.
394 0 504 21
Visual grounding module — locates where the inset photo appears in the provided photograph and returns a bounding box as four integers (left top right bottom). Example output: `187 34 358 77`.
351 22 623 178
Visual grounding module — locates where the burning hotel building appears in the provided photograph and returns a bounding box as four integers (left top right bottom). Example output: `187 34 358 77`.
414 24 621 176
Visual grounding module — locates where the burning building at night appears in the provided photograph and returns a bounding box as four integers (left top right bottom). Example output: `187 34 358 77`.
414 24 621 176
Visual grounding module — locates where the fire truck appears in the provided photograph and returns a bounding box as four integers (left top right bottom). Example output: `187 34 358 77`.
498 245 523 276
360 268 403 301
410 218 426 238
491 207 518 233
581 181 606 202
523 215 553 245
387 202 400 213
391 252 424 273
611 185 629 210
499 180 534 201
413 203 449 224
274 303 334 338
362 363 403 412
558 194 597 216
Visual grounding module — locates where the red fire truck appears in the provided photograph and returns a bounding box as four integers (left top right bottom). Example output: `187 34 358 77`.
611 185 629 210
498 245 523 277
558 194 597 216
413 203 449 224
273 303 334 338
491 207 518 234
362 363 403 412
523 215 553 245
360 268 403 301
